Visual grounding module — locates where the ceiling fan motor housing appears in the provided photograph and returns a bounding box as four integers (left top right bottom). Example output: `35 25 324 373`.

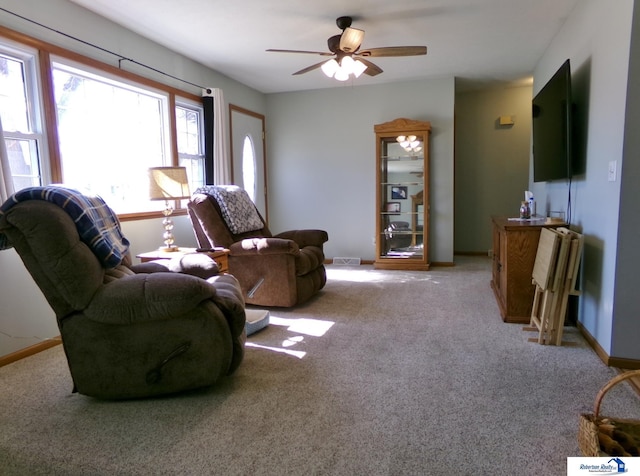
336 16 353 30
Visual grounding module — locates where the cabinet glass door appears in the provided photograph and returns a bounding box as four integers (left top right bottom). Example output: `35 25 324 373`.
379 136 425 259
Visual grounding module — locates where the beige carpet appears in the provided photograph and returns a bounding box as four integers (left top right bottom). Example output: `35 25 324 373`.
1 256 639 475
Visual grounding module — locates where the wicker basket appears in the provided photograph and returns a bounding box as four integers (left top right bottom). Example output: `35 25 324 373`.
578 369 640 456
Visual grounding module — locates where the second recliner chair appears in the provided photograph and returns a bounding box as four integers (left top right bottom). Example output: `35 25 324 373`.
188 185 328 307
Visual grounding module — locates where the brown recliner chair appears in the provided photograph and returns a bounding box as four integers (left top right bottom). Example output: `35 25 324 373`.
0 186 246 400
385 221 413 250
187 185 328 307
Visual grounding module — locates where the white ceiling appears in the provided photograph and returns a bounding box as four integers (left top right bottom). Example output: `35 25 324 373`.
68 0 579 94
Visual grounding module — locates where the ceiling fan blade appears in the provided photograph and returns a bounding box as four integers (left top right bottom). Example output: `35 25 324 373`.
358 46 427 57
339 27 364 53
292 61 327 76
356 58 383 77
266 49 333 56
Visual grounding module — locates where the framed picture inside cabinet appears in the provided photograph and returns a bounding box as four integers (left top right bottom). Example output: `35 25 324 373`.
391 186 408 199
385 202 401 214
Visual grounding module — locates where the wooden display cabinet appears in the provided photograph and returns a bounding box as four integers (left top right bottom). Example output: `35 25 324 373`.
374 118 431 270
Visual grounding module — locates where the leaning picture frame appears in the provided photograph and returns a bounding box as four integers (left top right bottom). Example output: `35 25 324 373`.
391 186 408 200
385 202 401 214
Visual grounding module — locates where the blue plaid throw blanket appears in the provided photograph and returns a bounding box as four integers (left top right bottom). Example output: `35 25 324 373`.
0 186 130 269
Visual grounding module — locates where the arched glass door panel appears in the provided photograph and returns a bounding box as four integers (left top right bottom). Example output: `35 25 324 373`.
242 135 256 202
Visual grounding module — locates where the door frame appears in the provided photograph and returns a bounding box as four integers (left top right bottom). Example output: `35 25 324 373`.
228 104 268 223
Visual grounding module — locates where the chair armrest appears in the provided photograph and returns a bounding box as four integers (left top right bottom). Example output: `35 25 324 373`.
207 274 245 307
207 274 245 332
84 273 218 325
130 253 219 279
129 262 171 273
206 273 247 373
164 253 220 279
229 237 299 256
274 229 328 248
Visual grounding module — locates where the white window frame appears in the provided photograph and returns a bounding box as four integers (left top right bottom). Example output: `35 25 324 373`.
50 56 173 214
1 30 206 217
175 99 205 192
0 40 50 188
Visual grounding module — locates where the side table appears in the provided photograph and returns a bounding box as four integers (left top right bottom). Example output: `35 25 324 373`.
136 247 229 274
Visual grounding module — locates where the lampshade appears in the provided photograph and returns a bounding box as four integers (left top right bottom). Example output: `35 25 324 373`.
148 166 190 251
148 166 190 200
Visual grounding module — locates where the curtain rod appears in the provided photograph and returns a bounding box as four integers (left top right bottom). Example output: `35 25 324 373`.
0 7 206 90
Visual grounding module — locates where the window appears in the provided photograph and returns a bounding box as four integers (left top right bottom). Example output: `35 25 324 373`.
176 102 205 192
0 45 46 191
0 32 205 216
52 60 170 214
242 135 256 202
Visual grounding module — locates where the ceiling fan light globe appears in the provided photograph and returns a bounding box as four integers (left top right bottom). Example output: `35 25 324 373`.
321 59 339 78
352 59 367 78
334 68 349 81
396 136 406 142
407 135 417 142
340 55 355 74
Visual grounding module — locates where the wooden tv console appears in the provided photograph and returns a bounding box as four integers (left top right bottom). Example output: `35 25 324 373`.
490 216 565 323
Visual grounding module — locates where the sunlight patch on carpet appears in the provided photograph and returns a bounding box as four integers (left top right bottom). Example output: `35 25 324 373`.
244 316 334 359
269 316 334 337
282 335 304 347
245 342 306 359
326 266 436 284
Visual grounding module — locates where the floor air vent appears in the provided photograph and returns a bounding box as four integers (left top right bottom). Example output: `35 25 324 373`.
332 257 361 265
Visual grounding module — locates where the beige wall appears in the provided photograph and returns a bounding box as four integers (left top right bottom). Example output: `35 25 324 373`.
266 78 456 264
531 0 635 358
454 85 533 254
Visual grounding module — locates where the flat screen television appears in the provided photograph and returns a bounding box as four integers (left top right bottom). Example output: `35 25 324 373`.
532 59 572 182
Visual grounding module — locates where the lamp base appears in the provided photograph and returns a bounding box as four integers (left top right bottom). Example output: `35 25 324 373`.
159 245 180 252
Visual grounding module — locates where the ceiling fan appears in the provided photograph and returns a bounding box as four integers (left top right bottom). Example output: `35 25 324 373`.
266 16 427 80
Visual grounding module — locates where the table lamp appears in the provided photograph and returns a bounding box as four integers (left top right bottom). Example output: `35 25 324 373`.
148 166 190 251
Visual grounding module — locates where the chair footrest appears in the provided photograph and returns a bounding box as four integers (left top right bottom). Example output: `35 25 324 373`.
245 309 270 335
